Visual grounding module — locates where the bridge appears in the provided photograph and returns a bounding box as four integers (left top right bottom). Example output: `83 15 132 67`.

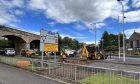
0 26 40 54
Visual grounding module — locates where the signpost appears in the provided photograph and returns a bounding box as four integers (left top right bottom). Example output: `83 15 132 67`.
40 29 59 68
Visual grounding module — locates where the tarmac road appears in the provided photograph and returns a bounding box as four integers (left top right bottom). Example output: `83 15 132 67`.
0 63 64 84
106 56 140 65
89 56 140 72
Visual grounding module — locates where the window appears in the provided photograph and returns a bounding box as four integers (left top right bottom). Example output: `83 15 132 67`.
130 41 133 48
137 40 139 48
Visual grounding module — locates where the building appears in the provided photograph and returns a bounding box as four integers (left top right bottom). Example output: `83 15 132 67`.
127 31 140 53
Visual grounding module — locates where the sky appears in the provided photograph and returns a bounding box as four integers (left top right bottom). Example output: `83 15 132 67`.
0 0 140 44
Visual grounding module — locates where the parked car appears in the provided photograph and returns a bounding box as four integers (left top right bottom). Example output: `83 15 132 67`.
4 48 15 56
20 49 36 57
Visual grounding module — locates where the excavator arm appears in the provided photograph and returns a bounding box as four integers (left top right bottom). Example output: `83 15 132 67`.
80 45 89 59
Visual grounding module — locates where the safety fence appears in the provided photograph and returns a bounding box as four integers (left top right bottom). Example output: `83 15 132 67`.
32 60 140 84
0 56 140 84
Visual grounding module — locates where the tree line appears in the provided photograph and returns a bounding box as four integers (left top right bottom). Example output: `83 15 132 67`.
0 39 13 50
99 31 124 51
58 34 82 50
58 31 125 52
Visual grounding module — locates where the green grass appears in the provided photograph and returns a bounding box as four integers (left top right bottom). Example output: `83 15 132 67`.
81 73 139 84
48 55 60 58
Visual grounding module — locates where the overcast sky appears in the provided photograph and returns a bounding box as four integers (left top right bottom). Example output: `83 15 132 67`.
0 0 140 44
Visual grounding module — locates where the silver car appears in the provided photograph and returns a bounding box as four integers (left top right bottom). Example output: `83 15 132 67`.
5 48 15 56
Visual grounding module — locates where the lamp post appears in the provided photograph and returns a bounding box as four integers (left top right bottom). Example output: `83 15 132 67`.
117 0 125 62
90 23 97 47
90 23 97 57
118 16 121 59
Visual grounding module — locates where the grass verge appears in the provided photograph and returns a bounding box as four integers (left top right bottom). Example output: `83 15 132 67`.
81 73 139 84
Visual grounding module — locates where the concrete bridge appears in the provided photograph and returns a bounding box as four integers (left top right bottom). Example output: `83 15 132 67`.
0 26 40 54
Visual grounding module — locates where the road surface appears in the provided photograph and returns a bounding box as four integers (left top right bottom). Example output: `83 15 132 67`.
0 63 64 84
89 56 140 72
107 56 140 65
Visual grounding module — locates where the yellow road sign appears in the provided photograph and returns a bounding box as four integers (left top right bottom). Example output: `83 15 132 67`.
44 43 58 52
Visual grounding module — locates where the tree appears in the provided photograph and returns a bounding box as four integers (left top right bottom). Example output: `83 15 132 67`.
99 31 126 51
72 39 82 50
58 33 63 51
110 34 118 46
58 34 82 50
0 39 13 49
119 33 124 47
101 31 111 50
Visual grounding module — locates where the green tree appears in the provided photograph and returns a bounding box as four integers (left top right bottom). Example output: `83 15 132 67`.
99 31 126 51
58 33 63 51
119 33 124 47
101 31 111 50
0 39 13 49
58 34 82 50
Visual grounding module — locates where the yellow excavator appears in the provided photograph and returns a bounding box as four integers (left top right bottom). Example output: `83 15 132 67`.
80 44 107 60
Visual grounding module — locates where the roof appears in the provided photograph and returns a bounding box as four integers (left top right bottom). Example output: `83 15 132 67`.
129 32 140 40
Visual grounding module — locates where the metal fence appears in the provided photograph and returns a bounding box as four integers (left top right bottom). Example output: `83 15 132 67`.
0 56 140 84
32 60 140 84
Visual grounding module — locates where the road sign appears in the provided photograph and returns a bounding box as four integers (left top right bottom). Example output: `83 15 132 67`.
40 29 59 63
44 44 58 52
40 29 59 52
40 29 58 44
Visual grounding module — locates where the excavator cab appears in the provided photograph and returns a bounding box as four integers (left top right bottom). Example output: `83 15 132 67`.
81 44 105 60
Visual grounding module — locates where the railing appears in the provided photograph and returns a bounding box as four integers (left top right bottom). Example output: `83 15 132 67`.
0 56 140 84
32 60 140 84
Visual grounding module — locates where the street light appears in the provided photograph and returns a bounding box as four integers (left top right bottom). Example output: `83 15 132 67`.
117 0 125 62
118 16 126 59
118 16 121 59
90 23 97 46
90 23 97 57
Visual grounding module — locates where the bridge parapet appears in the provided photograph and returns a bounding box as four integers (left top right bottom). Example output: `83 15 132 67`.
0 26 40 39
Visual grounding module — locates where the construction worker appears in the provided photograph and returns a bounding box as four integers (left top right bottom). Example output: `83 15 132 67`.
62 53 66 63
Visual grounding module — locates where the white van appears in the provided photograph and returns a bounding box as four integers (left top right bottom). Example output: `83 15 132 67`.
64 49 75 57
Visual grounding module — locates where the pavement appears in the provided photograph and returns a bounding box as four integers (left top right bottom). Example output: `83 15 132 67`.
0 63 64 84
